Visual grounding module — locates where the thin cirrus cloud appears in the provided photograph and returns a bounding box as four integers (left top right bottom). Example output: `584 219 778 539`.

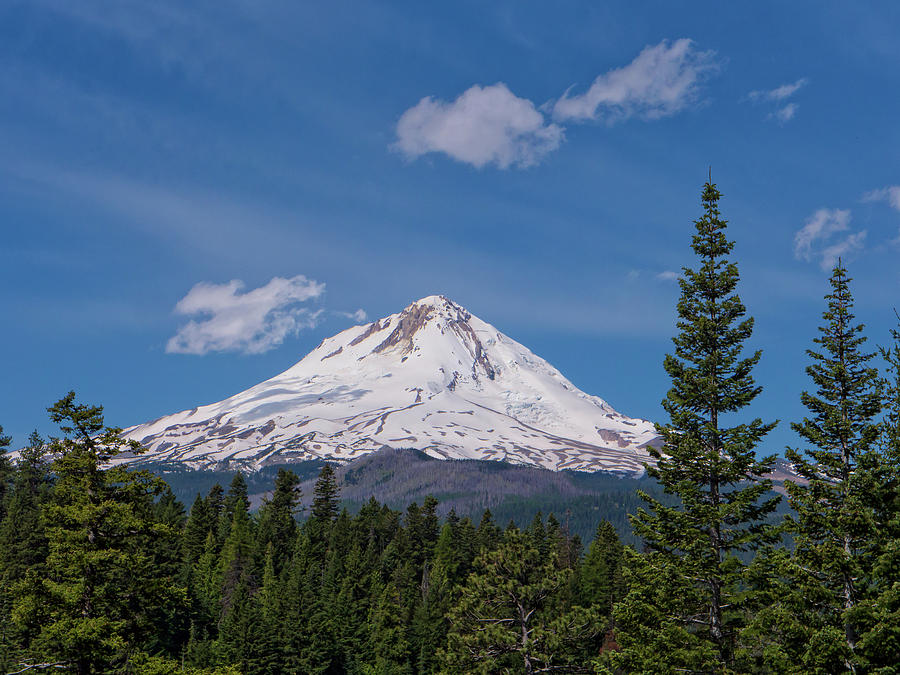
863 185 900 212
552 38 719 122
394 39 719 169
771 102 797 123
863 185 900 244
747 78 808 102
793 208 866 270
166 275 326 355
746 78 808 124
335 309 368 323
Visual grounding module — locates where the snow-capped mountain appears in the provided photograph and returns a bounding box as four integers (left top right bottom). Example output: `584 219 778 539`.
121 296 660 473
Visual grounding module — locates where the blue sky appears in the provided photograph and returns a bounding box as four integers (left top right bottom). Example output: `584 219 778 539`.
2 1 900 455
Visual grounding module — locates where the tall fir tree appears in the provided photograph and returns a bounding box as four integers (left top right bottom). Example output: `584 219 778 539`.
864 310 900 672
608 179 779 673
579 520 624 617
880 310 900 459
12 392 186 674
0 425 17 675
780 262 886 671
311 463 340 523
255 467 302 576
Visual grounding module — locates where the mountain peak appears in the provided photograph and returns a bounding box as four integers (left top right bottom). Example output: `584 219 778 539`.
121 297 660 473
406 294 455 310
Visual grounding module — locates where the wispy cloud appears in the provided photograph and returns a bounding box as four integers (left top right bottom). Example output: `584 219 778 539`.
863 185 900 244
863 185 900 211
770 103 798 123
394 84 564 169
335 309 368 323
552 39 719 123
794 208 850 259
819 231 867 270
166 275 325 355
748 78 809 102
746 78 808 124
394 39 718 169
794 208 866 269
656 270 679 281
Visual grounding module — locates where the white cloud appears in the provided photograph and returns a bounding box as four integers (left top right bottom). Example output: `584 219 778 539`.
863 185 900 212
746 78 807 123
393 83 563 169
748 78 809 103
394 39 718 168
166 275 325 355
335 308 368 323
656 270 679 281
552 39 719 123
819 231 867 270
794 208 851 260
794 208 866 270
770 103 798 123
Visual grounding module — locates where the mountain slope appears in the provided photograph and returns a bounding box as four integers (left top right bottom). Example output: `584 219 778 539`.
122 296 660 472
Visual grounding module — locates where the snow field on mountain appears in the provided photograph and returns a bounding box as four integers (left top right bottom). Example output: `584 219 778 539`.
122 296 659 472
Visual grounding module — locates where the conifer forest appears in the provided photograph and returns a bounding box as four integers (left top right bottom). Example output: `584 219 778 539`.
3 181 900 674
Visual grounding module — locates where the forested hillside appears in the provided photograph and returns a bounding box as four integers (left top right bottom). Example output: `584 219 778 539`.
149 449 668 545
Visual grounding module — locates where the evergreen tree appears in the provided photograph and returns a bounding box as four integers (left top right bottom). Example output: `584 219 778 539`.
780 262 886 671
0 424 12 520
0 426 20 673
526 511 548 558
880 310 900 458
579 521 624 617
218 473 249 544
255 468 302 575
12 392 186 674
311 463 340 523
0 431 50 583
218 493 255 622
475 509 501 552
609 179 779 672
206 484 226 548
366 582 414 675
444 529 599 674
184 493 213 570
863 310 900 672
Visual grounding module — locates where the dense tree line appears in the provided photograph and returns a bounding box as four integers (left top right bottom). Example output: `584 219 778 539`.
2 179 900 673
0 403 624 674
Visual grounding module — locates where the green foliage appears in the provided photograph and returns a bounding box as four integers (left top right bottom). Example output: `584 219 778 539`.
255 468 301 575
777 263 890 671
444 528 600 674
311 462 340 523
613 180 780 671
579 521 624 617
881 310 900 459
10 393 187 675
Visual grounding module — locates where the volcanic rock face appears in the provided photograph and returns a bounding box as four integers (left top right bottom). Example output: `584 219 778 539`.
121 296 660 473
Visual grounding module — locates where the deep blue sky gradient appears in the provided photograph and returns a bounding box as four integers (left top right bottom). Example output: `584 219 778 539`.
2 1 899 455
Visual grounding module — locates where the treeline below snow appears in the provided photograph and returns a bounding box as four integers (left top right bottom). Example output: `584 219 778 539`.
0 396 626 675
150 448 669 546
